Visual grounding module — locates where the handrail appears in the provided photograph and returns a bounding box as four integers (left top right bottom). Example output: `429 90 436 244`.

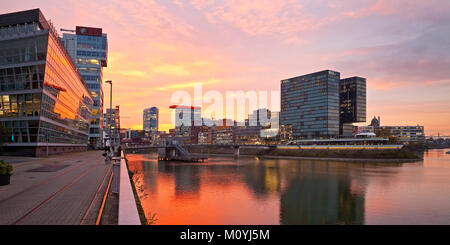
118 150 141 225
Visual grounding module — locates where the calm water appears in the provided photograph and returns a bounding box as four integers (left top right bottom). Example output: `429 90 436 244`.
126 149 450 225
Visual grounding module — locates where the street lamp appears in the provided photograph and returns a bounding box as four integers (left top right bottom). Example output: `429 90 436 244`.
105 80 112 150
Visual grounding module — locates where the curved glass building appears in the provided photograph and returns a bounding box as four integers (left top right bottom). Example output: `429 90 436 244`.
0 9 93 156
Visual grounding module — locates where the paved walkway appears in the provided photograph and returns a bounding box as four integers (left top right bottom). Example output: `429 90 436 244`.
0 151 112 225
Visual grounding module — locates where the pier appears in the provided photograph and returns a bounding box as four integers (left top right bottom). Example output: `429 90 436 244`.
157 143 208 162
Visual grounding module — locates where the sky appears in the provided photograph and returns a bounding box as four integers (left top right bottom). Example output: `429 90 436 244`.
1 0 450 135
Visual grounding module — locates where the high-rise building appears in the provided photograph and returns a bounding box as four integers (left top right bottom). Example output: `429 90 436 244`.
280 70 340 139
103 105 120 147
61 26 107 149
143 107 158 132
339 76 366 136
0 9 93 156
339 77 366 123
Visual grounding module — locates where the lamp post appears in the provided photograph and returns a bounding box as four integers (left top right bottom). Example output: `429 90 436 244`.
105 80 112 150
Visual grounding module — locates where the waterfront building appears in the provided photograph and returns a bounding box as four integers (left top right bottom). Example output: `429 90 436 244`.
170 105 202 127
280 70 340 139
339 77 366 123
248 108 272 127
339 76 366 136
103 105 120 147
215 126 233 144
143 106 158 132
0 9 94 156
357 126 375 134
173 126 191 144
170 105 202 144
233 126 263 145
143 106 158 142
197 126 213 144
214 118 236 127
380 126 425 144
61 26 107 149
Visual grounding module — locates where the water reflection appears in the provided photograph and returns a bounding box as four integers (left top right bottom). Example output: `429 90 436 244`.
126 149 450 225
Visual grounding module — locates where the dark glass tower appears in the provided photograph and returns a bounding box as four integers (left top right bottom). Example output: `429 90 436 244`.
280 70 340 139
0 9 93 156
339 76 366 136
340 77 366 123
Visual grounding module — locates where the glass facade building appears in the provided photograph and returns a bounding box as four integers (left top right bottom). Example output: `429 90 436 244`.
143 107 158 132
0 9 93 156
340 77 366 123
103 105 120 147
143 106 158 143
339 76 366 136
61 26 107 149
280 70 340 139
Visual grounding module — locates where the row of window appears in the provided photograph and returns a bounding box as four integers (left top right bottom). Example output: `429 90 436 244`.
76 58 100 65
0 93 41 118
82 75 99 81
0 64 45 91
78 67 100 74
0 35 48 66
86 83 100 89
77 50 106 58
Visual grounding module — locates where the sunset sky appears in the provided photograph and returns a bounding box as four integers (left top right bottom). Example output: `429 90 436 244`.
2 0 450 135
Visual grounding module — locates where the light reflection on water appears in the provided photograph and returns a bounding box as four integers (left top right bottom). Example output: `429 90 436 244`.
126 149 450 225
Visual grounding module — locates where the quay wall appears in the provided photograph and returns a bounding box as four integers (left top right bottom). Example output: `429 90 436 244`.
184 145 421 160
122 144 422 160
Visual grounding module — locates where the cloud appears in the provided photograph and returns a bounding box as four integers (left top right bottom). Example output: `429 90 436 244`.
190 0 320 36
108 70 147 77
152 61 216 77
156 79 221 91
333 24 450 89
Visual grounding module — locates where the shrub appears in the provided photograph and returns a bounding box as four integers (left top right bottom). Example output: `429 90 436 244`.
0 160 13 176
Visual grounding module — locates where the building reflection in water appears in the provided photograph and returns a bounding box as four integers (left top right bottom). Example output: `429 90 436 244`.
279 171 365 225
126 153 407 224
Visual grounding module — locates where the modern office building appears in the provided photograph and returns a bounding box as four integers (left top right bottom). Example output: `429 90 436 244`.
0 9 93 156
197 126 213 144
61 25 107 149
143 106 158 132
339 76 366 136
380 125 425 144
280 70 340 139
170 105 202 127
103 105 120 147
233 126 263 144
215 126 233 144
248 108 272 127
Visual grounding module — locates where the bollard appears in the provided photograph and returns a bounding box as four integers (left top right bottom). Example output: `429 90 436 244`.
112 159 120 194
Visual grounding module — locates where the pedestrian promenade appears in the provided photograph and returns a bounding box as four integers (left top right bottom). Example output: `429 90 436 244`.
0 151 112 225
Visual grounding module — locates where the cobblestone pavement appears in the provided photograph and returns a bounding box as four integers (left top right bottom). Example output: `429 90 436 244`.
0 151 112 225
